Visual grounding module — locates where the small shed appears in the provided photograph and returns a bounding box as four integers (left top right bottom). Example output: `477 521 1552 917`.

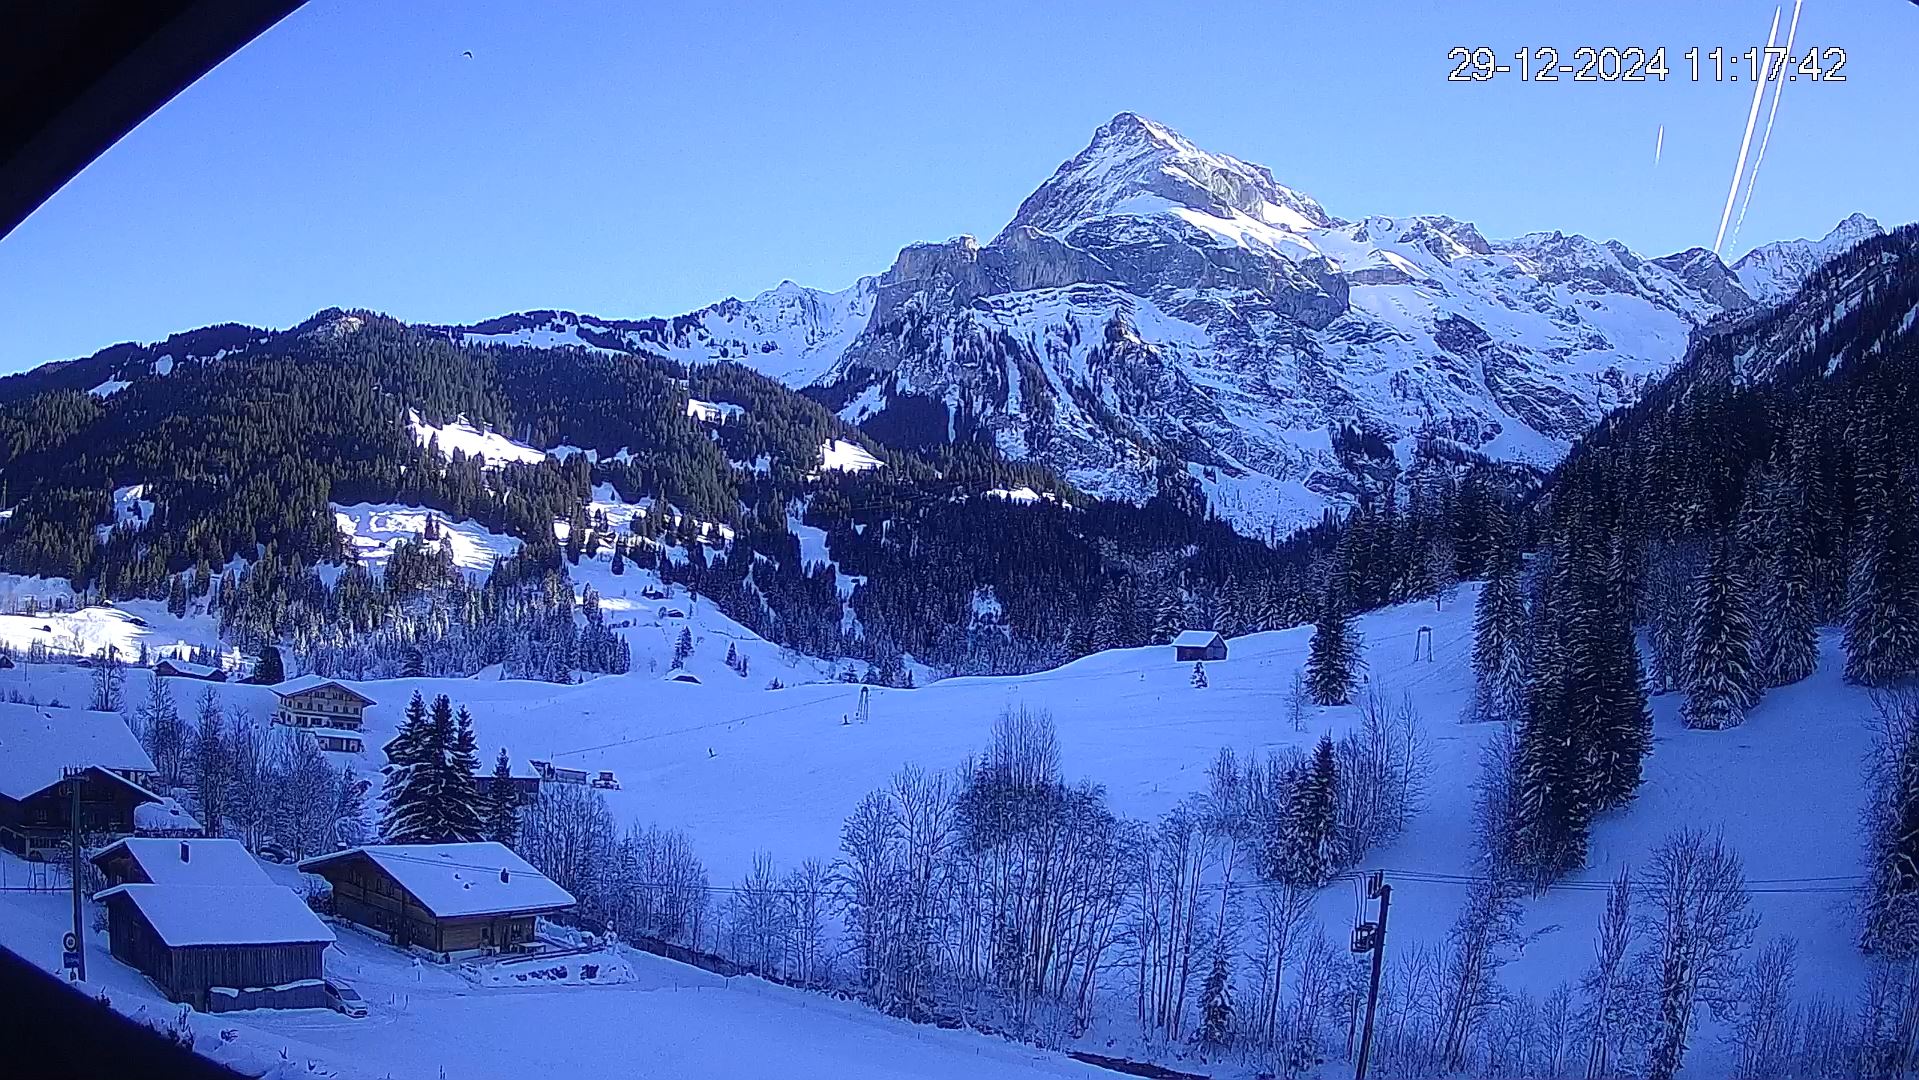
95 884 333 1012
298 843 575 962
1172 630 1227 663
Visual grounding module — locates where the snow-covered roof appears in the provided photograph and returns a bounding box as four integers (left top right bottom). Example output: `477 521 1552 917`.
0 703 157 800
96 885 334 947
272 674 376 705
299 843 575 918
1171 630 1224 648
154 659 222 678
93 837 268 886
133 797 204 835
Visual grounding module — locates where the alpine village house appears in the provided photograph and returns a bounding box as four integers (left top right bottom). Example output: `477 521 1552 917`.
271 675 374 754
299 843 576 962
0 704 160 859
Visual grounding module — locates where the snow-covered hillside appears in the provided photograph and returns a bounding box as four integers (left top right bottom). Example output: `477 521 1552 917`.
0 573 234 666
453 114 1881 536
0 579 1884 1077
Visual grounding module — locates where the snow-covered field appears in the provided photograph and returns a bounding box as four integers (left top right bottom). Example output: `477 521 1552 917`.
0 581 1882 1076
0 871 1112 1080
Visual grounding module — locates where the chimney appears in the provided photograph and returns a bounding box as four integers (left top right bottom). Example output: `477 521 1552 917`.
179 841 190 863
500 868 510 884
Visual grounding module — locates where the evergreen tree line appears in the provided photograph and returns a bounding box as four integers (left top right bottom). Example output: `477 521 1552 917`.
1460 230 1919 895
379 690 495 845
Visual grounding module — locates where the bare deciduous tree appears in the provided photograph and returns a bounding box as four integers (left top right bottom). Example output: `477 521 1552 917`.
1640 828 1759 1080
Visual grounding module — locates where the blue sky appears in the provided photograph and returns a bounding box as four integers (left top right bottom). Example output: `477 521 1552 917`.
0 0 1912 373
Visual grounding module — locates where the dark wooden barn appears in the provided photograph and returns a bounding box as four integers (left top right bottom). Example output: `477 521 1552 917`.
96 884 333 1012
299 843 574 962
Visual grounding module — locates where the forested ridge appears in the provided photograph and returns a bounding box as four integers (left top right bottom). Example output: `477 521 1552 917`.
0 308 1480 678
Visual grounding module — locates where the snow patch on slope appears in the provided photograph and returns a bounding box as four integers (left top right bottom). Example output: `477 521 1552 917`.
333 504 522 574
408 412 545 467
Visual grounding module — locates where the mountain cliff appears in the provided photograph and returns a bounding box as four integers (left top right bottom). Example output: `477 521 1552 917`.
449 115 1877 536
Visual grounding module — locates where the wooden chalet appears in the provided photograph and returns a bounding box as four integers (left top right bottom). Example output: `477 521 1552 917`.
1171 629 1228 662
0 704 159 859
95 884 333 1012
271 675 374 753
299 843 574 962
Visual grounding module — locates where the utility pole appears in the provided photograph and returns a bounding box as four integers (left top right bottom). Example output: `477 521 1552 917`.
1351 870 1392 1080
62 766 86 983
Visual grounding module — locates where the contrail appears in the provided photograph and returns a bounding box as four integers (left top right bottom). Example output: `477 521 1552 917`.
1713 5 1782 256
1734 0 1806 244
1654 124 1664 166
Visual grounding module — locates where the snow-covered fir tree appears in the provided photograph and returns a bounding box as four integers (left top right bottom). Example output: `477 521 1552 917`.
1746 461 1820 689
1191 661 1207 689
440 704 488 843
1279 735 1340 886
1845 433 1919 687
486 747 520 847
1513 538 1594 885
1196 953 1235 1051
1305 598 1362 706
1682 542 1761 731
1587 535 1652 811
252 645 284 685
1469 511 1528 723
1863 690 1919 955
379 691 436 843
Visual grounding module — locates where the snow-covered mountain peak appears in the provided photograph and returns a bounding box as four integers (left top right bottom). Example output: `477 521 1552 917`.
447 118 1887 540
1733 213 1884 305
999 112 1338 248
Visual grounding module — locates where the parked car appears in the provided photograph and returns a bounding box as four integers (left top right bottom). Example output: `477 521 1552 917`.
323 980 367 1018
255 841 293 864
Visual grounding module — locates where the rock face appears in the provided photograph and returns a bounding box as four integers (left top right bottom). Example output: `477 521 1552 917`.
1731 212 1884 306
455 115 1879 536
